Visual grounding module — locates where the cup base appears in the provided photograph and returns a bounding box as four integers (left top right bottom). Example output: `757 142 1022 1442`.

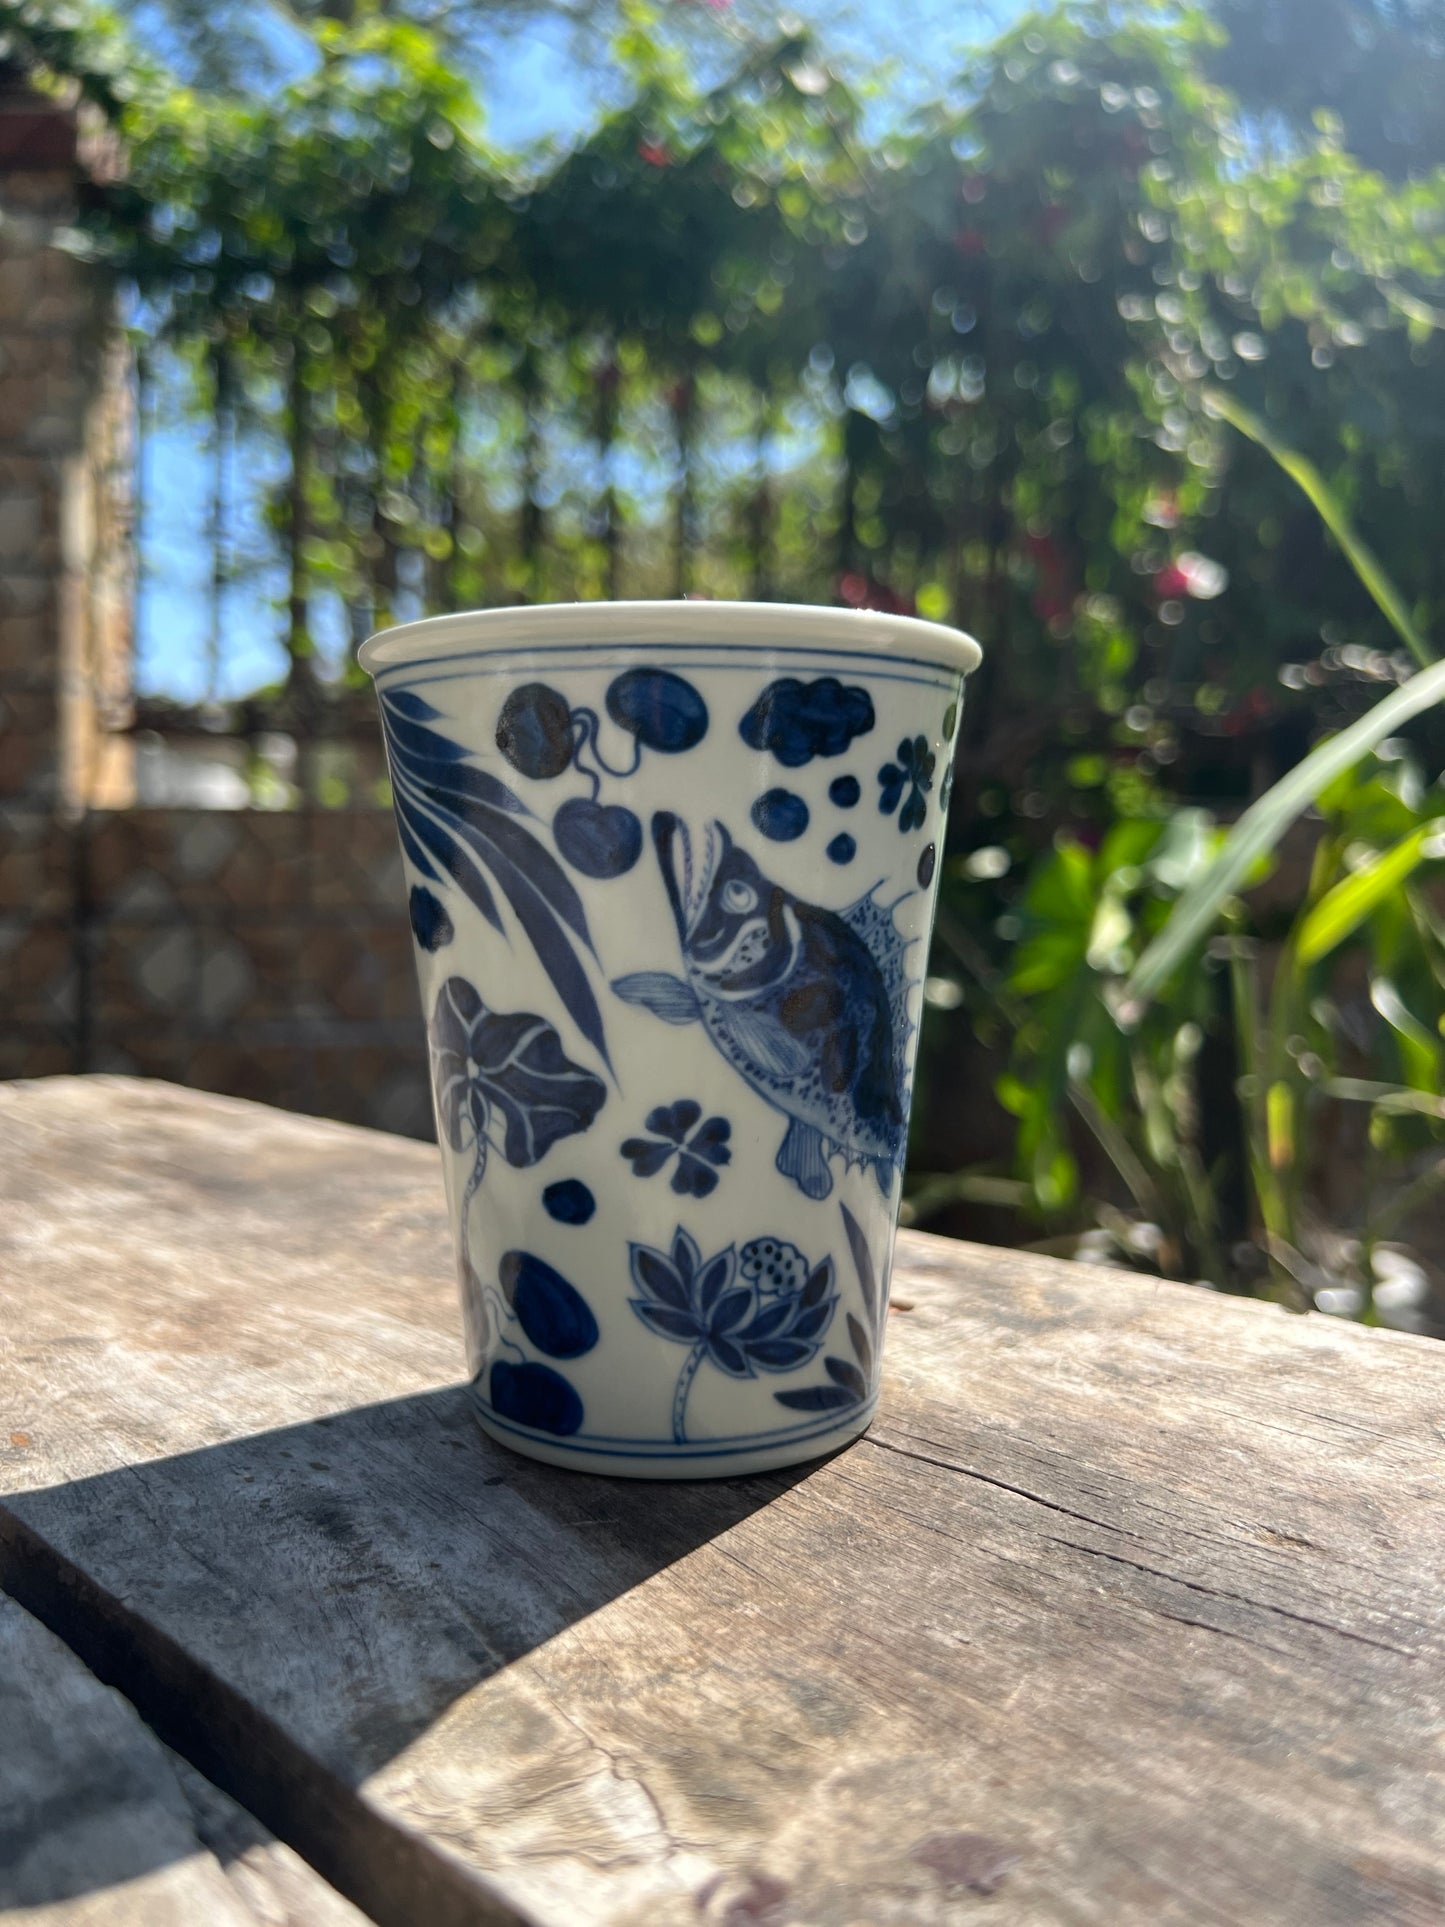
469 1394 877 1480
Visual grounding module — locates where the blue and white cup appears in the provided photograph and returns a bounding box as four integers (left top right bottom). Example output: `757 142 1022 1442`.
361 602 981 1477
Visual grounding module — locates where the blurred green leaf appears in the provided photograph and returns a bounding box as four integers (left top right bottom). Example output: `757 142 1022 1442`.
1126 656 1445 1008
1203 387 1434 672
1297 822 1444 966
1371 977 1442 1095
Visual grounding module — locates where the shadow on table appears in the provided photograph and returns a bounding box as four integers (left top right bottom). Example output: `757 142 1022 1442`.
0 1385 807 1924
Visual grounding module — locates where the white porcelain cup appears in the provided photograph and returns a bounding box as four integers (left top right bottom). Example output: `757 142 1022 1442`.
361 602 981 1477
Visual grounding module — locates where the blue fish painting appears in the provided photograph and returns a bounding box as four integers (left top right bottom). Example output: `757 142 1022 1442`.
613 814 914 1200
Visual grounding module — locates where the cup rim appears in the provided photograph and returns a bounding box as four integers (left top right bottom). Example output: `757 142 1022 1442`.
358 599 982 677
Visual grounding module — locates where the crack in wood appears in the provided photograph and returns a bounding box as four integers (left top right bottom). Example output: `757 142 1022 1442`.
1045 1535 1418 1657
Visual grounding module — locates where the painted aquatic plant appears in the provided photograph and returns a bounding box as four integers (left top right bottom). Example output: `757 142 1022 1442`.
628 1227 837 1442
381 688 612 1065
430 975 607 1288
494 669 709 883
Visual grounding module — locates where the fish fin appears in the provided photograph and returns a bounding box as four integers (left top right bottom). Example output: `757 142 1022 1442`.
843 885 917 1099
724 1006 812 1080
611 972 701 1025
777 1118 834 1199
842 886 910 990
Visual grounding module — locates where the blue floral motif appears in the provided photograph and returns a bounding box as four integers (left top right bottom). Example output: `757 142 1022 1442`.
739 678 875 767
878 735 935 833
775 1203 882 1416
828 774 861 808
380 687 611 1067
621 1099 732 1197
917 841 937 889
826 832 856 865
629 1227 838 1441
430 976 606 1289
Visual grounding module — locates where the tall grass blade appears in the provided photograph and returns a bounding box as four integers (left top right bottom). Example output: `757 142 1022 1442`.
1204 387 1434 671
1123 656 1445 1009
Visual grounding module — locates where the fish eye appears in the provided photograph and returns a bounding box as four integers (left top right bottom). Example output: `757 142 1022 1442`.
722 880 757 914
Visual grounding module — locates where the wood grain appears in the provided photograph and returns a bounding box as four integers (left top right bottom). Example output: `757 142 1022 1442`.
0 1592 365 1925
2 1076 1444 1927
167 1755 373 1927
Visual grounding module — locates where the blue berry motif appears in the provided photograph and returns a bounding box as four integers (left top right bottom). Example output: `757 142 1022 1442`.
542 1178 596 1225
739 678 874 767
751 789 809 841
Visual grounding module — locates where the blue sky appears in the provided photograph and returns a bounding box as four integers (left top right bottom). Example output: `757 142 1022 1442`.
137 0 1029 700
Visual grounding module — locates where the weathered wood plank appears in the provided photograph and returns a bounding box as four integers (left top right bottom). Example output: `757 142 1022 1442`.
167 1755 373 1927
2 1076 1444 1927
1 1590 271 1925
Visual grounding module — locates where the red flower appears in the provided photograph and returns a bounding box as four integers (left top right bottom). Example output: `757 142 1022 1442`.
638 141 671 168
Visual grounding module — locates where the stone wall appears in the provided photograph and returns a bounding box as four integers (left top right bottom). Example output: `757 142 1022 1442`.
0 67 433 1140
2 806 431 1137
0 68 134 816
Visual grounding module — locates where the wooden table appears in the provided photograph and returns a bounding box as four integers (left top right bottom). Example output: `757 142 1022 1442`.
2 1078 1443 1927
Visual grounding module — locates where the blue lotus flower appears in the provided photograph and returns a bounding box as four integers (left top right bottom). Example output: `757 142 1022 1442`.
878 734 935 833
629 1227 837 1441
621 1099 732 1197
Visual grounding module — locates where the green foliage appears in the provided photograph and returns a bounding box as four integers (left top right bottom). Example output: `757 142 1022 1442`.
11 0 1445 1317
1206 0 1445 177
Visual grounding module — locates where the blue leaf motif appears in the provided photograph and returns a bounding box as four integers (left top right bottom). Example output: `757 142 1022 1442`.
826 1356 869 1399
499 1250 599 1359
379 686 611 1068
490 1359 584 1436
774 1203 884 1418
429 977 605 1166
774 1384 860 1413
409 885 454 952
